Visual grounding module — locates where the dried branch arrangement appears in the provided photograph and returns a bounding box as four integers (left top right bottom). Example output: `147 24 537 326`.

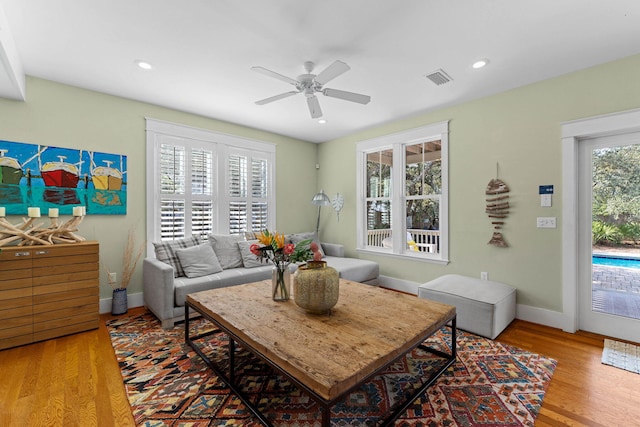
104 228 145 290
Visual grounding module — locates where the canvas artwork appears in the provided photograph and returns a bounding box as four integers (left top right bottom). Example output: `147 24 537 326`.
0 139 127 215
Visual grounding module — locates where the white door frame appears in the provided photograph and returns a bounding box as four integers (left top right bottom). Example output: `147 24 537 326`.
561 108 640 333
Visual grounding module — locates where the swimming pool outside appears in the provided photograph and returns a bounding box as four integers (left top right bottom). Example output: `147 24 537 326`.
593 254 640 269
590 250 640 319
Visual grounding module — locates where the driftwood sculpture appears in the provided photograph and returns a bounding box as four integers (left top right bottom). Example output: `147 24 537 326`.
0 214 85 247
486 178 510 247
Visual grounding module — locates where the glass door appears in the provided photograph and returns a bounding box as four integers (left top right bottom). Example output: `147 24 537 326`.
578 132 640 342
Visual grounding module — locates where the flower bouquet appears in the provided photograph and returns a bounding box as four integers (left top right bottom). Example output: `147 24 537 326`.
250 230 313 301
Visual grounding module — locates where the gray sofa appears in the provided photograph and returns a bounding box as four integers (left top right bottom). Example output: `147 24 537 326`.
143 240 379 328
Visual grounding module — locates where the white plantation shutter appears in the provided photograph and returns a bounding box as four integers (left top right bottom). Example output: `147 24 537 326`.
227 151 270 235
157 141 214 241
160 200 185 239
191 148 213 195
160 144 185 194
160 143 186 240
191 200 213 237
147 119 275 247
251 202 269 232
190 148 214 238
251 158 269 232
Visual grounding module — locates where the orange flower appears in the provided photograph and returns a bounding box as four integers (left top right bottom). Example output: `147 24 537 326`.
257 230 273 246
274 232 285 249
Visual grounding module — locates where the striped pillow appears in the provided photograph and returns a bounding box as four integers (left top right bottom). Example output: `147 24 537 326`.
153 236 203 278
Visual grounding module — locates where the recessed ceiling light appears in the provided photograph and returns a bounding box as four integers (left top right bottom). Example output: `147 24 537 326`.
318 119 327 124
135 60 153 70
472 59 489 69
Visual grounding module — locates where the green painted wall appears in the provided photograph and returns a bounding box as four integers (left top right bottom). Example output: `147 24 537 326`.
0 77 317 299
2 53 639 313
318 53 640 312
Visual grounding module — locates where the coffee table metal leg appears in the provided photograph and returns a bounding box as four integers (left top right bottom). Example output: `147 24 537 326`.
321 404 331 427
229 338 236 383
380 316 457 426
184 303 190 344
185 302 274 427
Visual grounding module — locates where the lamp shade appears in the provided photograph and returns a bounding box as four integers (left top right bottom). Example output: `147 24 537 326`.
311 190 331 206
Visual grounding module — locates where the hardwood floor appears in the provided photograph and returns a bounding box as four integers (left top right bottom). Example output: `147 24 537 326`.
0 309 138 427
0 309 637 426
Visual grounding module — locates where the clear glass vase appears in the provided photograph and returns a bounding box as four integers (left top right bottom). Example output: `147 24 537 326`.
272 265 291 301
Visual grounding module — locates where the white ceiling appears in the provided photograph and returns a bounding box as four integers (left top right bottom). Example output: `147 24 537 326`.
1 1 639 143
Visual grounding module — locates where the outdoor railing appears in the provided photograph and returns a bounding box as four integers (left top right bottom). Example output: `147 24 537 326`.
367 228 440 253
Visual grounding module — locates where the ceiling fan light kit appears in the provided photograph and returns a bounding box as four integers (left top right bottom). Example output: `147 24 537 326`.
252 60 371 119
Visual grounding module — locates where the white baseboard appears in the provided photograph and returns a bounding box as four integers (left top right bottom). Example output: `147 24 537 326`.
378 275 566 331
100 291 144 314
515 304 567 330
378 275 420 295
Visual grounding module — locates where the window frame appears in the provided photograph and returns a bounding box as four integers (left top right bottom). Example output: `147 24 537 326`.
146 118 276 252
356 121 449 264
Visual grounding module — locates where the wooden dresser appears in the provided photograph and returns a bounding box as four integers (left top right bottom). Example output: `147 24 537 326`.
0 241 99 350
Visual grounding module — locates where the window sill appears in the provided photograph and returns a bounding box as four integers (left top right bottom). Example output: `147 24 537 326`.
357 248 450 265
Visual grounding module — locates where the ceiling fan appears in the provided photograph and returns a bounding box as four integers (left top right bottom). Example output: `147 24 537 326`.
251 60 371 119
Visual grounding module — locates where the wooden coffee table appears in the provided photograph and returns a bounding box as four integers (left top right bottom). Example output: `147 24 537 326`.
185 279 456 426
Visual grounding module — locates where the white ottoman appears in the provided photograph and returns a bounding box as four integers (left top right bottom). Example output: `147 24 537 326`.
418 274 516 339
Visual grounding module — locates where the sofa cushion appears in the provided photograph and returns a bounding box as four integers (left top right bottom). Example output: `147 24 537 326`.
238 240 270 268
323 256 379 283
174 265 274 306
153 235 202 278
290 232 324 258
176 244 223 278
208 234 244 269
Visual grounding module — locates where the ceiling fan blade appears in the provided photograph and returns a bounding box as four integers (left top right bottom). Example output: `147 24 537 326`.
251 66 299 86
314 60 350 85
322 88 371 104
255 91 299 105
307 95 323 118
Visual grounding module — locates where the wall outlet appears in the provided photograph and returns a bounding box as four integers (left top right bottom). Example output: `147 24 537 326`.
536 217 556 228
108 272 117 283
481 272 488 280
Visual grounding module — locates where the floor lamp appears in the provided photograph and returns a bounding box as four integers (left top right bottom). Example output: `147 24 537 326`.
311 189 331 237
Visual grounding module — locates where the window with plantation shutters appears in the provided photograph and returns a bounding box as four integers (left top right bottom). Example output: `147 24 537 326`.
147 119 275 248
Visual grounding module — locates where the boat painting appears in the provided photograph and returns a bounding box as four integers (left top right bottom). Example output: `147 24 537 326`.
0 139 127 215
0 149 24 185
41 155 80 188
91 160 123 191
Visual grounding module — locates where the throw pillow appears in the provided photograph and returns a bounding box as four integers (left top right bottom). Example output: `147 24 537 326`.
175 244 223 278
289 232 325 258
208 234 244 269
237 240 270 268
153 235 203 278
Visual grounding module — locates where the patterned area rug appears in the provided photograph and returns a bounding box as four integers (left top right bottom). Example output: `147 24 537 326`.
107 313 557 426
602 338 640 374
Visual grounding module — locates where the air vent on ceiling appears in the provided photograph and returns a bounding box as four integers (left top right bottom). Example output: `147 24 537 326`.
425 69 453 86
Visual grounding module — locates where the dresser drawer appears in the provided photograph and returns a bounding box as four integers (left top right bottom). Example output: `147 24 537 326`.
0 241 99 349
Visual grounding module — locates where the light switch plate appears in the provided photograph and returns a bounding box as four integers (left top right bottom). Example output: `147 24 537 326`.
537 217 556 228
541 194 552 207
